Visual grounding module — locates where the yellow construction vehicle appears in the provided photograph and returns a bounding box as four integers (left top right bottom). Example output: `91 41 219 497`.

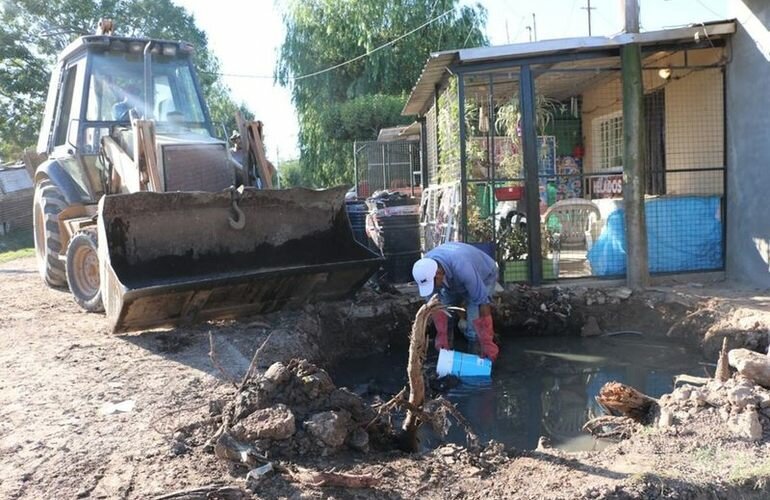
33 22 381 333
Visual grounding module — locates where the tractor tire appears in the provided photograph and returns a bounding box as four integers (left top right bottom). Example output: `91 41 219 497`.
65 231 104 312
33 180 67 287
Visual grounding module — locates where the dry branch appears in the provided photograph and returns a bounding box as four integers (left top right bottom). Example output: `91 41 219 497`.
240 330 275 390
287 468 380 488
582 415 639 440
153 484 247 500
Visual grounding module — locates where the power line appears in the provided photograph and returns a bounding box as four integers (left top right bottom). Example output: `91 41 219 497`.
209 7 457 81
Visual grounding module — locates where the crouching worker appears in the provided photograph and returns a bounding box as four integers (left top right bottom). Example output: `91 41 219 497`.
412 242 500 362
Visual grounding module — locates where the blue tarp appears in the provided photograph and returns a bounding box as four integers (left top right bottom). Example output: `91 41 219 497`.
587 196 723 276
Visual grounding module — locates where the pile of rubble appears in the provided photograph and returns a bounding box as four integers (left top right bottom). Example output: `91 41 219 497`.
495 285 576 335
204 359 395 463
658 376 770 441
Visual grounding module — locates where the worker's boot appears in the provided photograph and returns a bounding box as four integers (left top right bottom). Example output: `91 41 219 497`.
432 310 452 351
472 316 499 362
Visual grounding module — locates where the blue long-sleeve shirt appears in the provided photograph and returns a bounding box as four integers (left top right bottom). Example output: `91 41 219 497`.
425 242 497 305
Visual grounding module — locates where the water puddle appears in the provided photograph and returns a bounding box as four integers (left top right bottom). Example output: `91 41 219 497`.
330 334 707 451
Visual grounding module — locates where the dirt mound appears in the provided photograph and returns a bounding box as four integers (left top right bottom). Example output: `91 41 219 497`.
186 359 398 463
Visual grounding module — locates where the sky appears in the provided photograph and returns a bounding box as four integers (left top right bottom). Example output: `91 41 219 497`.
173 0 729 164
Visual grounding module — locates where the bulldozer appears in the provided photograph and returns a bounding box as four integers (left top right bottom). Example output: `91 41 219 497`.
32 23 381 333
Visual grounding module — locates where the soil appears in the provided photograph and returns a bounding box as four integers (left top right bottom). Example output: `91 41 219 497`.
1 255 769 499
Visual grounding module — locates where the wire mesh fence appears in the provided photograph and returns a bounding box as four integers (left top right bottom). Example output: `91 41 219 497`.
423 45 727 284
353 140 420 198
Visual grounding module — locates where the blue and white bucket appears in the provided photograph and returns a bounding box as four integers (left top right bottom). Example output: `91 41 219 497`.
436 349 492 379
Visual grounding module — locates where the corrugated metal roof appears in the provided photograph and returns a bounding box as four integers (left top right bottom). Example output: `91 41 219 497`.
403 20 736 116
0 167 33 195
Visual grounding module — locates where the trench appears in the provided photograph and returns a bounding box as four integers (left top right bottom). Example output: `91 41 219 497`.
329 331 707 452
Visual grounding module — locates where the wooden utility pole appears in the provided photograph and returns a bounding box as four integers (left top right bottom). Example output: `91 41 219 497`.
532 13 537 41
621 0 648 289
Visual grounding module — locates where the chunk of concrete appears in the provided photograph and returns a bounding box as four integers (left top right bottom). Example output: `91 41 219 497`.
263 362 291 385
607 287 633 300
305 410 351 448
728 349 770 388
728 409 763 441
232 404 296 441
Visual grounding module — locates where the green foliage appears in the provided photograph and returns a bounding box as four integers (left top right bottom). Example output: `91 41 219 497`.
494 93 559 179
277 158 308 188
437 77 460 182
320 94 412 141
0 0 247 159
278 0 488 187
0 229 34 264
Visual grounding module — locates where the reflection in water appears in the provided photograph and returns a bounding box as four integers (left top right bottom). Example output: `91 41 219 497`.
330 335 704 451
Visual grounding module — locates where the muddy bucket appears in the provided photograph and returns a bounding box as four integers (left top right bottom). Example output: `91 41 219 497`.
97 186 383 333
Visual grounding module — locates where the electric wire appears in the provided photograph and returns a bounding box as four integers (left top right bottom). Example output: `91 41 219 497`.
207 6 457 81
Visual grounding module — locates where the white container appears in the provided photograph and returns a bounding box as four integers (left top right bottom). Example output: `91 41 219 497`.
436 349 492 379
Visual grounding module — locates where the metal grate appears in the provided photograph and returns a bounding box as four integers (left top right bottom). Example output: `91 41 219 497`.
161 144 233 192
354 140 419 198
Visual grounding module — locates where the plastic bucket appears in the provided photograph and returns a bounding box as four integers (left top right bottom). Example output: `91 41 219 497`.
436 349 492 379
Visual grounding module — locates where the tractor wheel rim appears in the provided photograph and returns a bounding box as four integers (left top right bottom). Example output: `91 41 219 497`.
74 245 100 296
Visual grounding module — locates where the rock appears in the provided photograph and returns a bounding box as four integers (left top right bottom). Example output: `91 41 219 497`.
329 388 371 422
581 316 602 337
300 371 336 399
305 410 351 448
690 390 707 406
169 440 188 456
673 387 692 401
346 427 370 452
438 445 456 456
607 287 633 300
727 386 759 412
263 362 291 385
658 408 674 428
728 409 763 441
232 404 296 441
208 398 227 416
596 294 606 305
728 349 770 388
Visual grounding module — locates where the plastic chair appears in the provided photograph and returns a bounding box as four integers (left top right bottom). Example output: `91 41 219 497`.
543 198 601 251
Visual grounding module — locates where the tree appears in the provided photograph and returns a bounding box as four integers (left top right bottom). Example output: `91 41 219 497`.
277 0 488 187
0 0 246 159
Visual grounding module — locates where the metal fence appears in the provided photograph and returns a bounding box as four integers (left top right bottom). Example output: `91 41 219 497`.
426 45 727 284
353 140 420 198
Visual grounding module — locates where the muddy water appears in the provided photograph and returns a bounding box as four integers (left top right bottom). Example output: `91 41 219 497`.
330 334 707 451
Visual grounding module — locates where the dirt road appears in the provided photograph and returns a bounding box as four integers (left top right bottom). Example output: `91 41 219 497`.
0 257 263 498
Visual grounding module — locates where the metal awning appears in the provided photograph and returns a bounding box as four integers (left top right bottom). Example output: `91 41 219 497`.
403 20 736 116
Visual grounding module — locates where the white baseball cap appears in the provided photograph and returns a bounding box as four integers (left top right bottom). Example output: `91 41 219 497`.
412 258 438 297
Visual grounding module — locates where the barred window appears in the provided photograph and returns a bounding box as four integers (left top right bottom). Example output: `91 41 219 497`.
593 111 624 171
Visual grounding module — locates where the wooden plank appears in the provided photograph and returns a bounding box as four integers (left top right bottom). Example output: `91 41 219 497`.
245 121 273 189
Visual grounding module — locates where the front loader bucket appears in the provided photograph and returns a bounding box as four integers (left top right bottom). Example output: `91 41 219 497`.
97 186 383 333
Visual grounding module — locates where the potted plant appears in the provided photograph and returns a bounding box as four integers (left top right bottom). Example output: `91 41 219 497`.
497 223 559 282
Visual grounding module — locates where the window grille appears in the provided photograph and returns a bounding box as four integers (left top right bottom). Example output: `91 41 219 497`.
593 111 624 171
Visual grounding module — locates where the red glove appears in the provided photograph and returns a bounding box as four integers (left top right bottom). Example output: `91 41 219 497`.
432 310 450 351
473 315 499 362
